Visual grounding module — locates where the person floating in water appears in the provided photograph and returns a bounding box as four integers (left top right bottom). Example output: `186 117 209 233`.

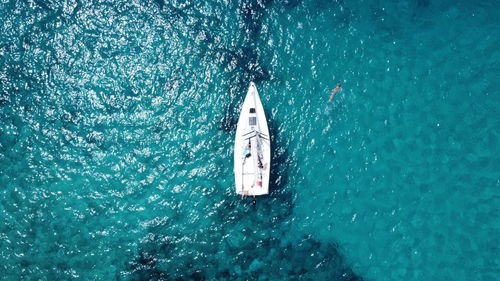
328 82 342 102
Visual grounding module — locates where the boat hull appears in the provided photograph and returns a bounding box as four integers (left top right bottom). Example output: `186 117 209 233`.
234 82 271 196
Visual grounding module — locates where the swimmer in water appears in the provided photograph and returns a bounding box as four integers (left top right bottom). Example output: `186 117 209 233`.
328 82 342 102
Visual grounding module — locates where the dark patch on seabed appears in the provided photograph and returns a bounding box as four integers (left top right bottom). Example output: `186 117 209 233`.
129 118 364 280
417 0 430 8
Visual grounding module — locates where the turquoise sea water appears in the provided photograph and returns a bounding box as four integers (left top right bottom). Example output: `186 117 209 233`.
1 0 499 280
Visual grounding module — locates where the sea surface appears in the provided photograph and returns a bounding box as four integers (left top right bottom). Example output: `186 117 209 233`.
0 0 499 280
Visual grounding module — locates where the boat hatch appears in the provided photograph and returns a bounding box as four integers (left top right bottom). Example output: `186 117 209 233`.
249 108 256 113
249 116 257 125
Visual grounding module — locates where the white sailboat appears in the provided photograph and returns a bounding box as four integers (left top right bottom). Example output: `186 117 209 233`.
234 82 271 196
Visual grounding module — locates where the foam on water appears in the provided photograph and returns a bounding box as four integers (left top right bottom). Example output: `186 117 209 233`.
0 0 499 280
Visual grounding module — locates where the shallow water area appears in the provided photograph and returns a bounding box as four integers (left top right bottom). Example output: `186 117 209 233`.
1 0 499 280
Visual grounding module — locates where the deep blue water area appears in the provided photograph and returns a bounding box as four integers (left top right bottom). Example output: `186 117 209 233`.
0 0 499 280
